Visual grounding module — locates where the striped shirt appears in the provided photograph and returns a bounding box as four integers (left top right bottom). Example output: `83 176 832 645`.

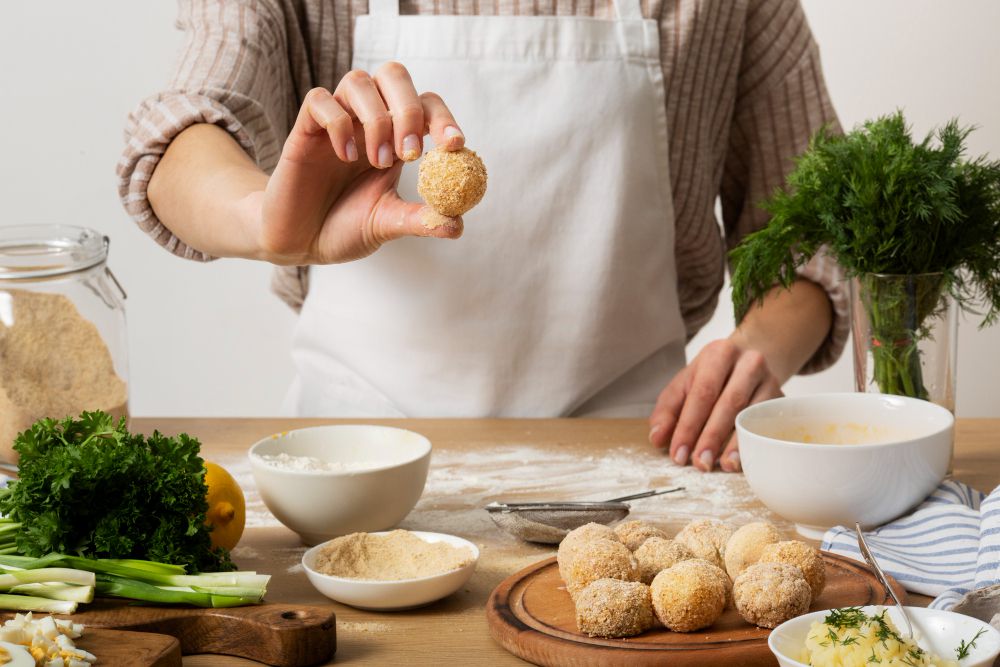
117 0 849 373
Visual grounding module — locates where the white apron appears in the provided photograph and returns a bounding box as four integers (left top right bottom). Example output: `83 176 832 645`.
285 0 687 418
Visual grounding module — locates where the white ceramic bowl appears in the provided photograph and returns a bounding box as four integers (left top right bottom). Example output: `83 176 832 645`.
301 531 479 610
769 605 1000 667
249 425 432 545
736 393 953 539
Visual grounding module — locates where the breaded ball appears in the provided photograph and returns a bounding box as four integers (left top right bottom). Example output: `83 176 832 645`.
417 146 487 217
759 540 826 598
633 537 696 584
649 560 726 632
690 557 734 609
674 519 733 570
562 539 639 599
574 579 655 638
614 520 669 552
557 523 620 582
733 562 811 629
724 521 780 579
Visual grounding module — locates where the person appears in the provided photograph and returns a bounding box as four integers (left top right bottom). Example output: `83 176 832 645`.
118 0 849 473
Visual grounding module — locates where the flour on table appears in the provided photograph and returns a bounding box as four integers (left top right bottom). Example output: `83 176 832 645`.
217 443 775 537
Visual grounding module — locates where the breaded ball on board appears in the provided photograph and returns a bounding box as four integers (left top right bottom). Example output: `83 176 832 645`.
557 523 620 582
733 562 811 629
574 579 655 638
649 560 726 632
759 540 826 598
691 558 734 608
562 539 639 599
724 521 780 579
614 520 669 552
674 519 733 570
417 147 487 217
633 537 695 585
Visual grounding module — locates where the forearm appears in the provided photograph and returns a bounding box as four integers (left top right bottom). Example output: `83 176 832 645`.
729 279 833 383
147 124 268 260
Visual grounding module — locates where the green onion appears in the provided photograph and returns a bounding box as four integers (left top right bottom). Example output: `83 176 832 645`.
8 583 94 603
0 593 77 614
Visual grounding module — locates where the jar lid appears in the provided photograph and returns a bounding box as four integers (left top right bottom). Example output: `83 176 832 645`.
0 225 108 280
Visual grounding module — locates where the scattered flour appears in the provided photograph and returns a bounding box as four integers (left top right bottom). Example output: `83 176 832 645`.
230 545 261 559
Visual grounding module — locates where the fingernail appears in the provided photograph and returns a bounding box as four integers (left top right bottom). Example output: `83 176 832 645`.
402 134 421 161
648 425 661 446
346 138 358 162
727 451 741 472
699 450 714 470
378 142 393 168
673 445 689 465
444 126 464 145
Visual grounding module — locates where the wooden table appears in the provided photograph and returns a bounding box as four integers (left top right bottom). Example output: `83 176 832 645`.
131 418 1000 666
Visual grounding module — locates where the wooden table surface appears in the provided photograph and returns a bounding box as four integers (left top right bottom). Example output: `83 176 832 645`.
131 418 1000 666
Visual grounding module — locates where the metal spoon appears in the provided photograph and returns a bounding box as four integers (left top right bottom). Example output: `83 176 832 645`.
486 487 684 544
855 521 913 638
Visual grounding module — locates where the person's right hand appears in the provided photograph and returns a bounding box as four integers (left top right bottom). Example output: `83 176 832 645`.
254 62 467 265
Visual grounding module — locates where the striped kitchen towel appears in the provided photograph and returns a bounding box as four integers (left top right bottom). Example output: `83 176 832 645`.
821 480 1000 610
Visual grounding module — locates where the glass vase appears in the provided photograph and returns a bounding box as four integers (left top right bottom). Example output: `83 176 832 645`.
851 273 957 411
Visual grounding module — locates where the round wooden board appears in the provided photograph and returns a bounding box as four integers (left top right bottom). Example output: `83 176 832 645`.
486 552 906 667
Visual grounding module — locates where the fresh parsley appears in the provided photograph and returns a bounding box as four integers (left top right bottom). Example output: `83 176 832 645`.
0 412 232 572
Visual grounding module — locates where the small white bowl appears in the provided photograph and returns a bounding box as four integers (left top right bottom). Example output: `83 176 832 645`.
301 531 479 611
736 393 953 539
769 605 1000 667
249 425 432 545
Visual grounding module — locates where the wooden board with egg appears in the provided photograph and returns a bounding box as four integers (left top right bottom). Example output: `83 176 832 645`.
486 518 904 666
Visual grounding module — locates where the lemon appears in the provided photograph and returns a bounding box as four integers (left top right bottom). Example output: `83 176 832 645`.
204 461 246 551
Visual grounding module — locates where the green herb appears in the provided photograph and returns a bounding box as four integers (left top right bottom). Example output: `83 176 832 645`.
956 627 988 659
0 412 232 572
731 111 1000 399
824 606 868 629
868 647 882 663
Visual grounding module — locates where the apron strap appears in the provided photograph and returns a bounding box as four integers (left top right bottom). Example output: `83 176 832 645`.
612 0 644 21
368 0 399 16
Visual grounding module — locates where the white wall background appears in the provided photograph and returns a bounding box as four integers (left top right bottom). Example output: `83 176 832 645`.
0 1 998 417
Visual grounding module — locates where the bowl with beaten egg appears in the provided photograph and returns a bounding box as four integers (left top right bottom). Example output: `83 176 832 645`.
736 393 953 539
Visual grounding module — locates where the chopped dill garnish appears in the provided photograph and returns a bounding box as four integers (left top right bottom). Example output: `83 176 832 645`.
956 627 988 659
824 606 867 629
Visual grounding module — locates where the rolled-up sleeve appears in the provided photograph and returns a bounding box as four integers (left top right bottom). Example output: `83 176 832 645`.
116 0 293 261
720 0 850 374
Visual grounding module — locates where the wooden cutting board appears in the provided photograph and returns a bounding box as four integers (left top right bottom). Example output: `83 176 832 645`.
487 552 905 667
2 601 336 667
73 627 180 667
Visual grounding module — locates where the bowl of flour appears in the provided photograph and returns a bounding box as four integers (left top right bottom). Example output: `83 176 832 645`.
249 425 432 545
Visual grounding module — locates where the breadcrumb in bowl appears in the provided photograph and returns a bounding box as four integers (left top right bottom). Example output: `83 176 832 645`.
417 147 487 217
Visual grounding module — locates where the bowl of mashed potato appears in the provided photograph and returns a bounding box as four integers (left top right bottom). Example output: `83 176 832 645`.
768 605 1000 667
736 393 953 539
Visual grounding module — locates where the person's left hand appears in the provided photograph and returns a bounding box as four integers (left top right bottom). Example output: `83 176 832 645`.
647 337 783 473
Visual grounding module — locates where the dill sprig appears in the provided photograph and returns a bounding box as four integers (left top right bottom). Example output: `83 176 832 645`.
956 627 988 659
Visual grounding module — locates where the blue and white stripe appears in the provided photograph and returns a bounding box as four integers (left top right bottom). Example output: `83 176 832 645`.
822 480 992 610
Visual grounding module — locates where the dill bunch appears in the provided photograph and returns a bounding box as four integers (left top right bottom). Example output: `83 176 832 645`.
730 111 1000 399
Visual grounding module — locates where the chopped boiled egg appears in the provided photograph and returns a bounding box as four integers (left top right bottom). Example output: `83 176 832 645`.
0 614 95 667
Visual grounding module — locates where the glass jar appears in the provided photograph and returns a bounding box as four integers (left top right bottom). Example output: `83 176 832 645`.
851 272 958 412
0 225 128 461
